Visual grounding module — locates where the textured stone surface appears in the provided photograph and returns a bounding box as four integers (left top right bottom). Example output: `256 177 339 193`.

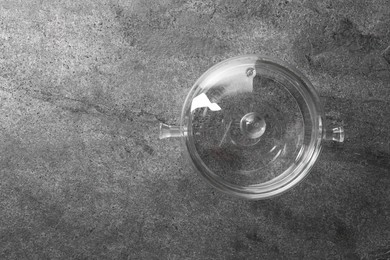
0 0 389 259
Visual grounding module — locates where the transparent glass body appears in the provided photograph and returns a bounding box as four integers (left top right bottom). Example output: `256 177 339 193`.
160 55 344 199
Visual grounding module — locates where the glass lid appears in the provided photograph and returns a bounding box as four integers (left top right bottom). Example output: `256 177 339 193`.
181 55 323 197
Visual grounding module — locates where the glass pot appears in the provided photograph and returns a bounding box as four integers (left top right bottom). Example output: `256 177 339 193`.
159 55 344 200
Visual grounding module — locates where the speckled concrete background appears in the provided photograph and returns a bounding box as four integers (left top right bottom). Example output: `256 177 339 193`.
0 0 389 259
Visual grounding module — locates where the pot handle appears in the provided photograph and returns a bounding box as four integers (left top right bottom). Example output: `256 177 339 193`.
323 126 345 142
160 124 345 142
159 123 182 139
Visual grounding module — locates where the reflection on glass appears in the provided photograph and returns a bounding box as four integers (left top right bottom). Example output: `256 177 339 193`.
190 93 221 112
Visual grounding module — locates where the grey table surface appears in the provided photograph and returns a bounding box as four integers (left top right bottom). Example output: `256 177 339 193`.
0 0 389 259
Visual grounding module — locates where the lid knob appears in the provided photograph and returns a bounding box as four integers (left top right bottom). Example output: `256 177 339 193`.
240 112 266 139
